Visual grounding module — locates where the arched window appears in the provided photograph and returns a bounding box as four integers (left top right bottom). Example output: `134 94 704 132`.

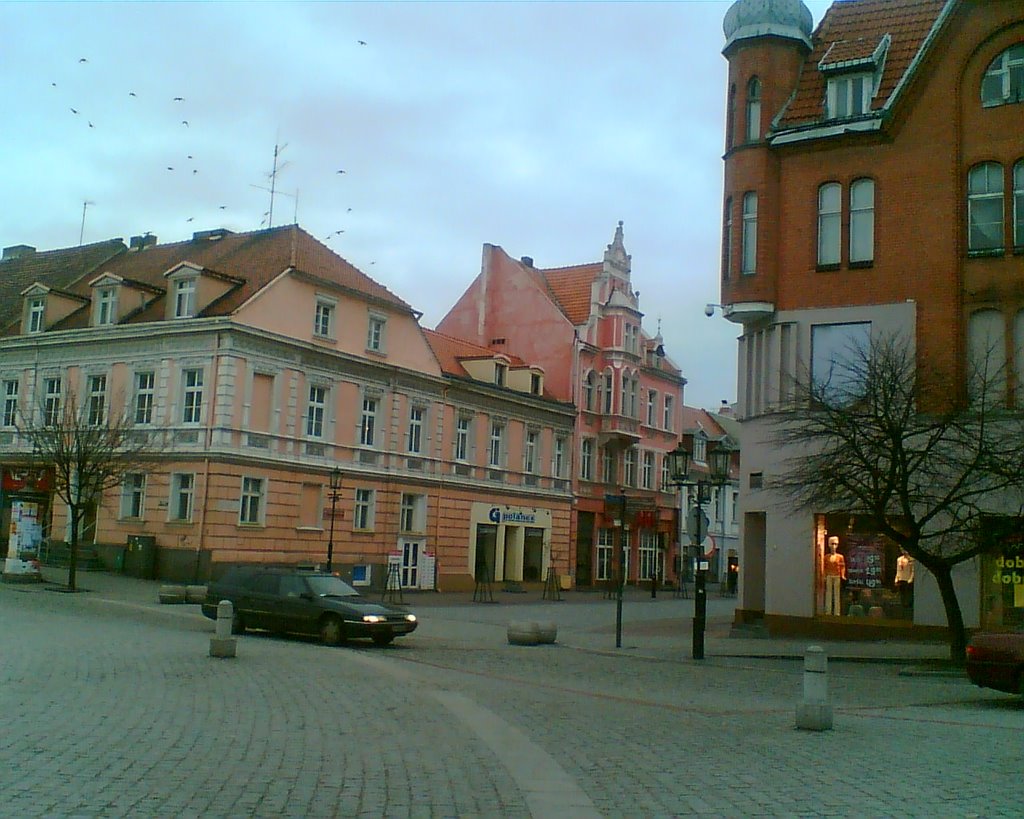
741 192 758 275
1014 160 1024 249
968 163 1004 252
817 183 841 266
726 84 736 150
722 197 733 280
967 309 1006 407
745 77 761 142
981 44 1024 107
849 178 875 264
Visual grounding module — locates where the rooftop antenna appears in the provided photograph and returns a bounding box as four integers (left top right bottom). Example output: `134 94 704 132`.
250 141 290 229
79 200 95 245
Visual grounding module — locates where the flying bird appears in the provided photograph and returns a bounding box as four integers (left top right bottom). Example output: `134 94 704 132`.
167 166 174 171
346 207 352 212
78 57 88 63
336 169 346 174
357 40 367 45
186 217 194 222
70 108 78 114
129 91 136 97
173 96 184 101
51 82 57 88
182 120 189 127
218 205 227 210
192 169 198 174
88 121 94 128
333 230 345 235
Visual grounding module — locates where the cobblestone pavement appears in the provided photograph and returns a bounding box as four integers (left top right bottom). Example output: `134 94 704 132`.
1 573 1021 818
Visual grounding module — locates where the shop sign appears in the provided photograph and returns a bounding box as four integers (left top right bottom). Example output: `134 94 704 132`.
488 507 536 525
845 535 884 588
2 467 53 493
992 554 1024 586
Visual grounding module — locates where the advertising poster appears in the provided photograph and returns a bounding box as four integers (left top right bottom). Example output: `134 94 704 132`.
845 534 884 589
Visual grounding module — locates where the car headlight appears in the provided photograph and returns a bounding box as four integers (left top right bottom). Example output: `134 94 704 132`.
362 615 387 624
405 614 417 623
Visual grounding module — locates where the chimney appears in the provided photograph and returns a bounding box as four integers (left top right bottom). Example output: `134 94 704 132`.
129 234 157 251
3 244 36 261
192 228 232 242
520 256 534 267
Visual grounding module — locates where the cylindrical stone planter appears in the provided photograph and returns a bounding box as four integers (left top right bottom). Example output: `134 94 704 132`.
535 621 558 644
507 620 541 646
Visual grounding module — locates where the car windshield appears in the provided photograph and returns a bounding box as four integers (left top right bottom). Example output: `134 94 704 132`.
306 575 360 598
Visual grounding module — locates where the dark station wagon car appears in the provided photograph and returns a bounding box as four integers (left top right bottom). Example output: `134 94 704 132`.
965 630 1024 697
201 566 418 646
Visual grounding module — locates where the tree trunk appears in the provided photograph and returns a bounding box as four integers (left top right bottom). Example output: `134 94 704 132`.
67 506 79 592
932 562 966 665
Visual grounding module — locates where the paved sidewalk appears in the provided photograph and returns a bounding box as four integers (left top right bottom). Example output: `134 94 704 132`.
34 566 952 665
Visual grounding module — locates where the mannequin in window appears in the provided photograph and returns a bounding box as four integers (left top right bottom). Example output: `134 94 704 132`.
895 549 915 608
824 536 846 615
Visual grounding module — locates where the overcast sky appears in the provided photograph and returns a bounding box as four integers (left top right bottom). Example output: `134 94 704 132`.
2 0 832 410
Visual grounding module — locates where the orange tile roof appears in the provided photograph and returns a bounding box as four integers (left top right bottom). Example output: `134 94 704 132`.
538 262 602 325
777 0 947 129
422 329 526 377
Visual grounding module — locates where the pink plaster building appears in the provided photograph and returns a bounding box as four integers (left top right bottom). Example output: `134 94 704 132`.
437 223 689 587
0 226 574 590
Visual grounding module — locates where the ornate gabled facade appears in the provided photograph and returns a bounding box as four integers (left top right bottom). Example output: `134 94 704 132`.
438 223 689 588
0 225 574 590
719 0 1024 635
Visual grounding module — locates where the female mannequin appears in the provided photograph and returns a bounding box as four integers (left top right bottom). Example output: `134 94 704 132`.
895 550 914 608
823 536 846 615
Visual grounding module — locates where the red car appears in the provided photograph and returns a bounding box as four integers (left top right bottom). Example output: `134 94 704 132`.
965 630 1024 696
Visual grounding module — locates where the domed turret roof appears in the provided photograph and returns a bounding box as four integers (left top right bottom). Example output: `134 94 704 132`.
723 0 813 52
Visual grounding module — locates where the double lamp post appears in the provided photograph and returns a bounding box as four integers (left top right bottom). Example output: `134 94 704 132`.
666 436 733 660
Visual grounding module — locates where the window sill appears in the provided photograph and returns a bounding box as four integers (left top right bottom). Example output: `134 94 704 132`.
295 526 324 533
365 347 387 357
237 523 265 529
312 334 337 344
967 248 1005 259
167 519 194 526
816 263 841 273
848 260 874 269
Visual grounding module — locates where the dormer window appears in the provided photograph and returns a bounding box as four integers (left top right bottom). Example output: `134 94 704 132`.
826 73 872 119
27 297 45 334
174 278 196 318
530 372 542 395
981 44 1024 108
495 362 507 387
96 287 117 326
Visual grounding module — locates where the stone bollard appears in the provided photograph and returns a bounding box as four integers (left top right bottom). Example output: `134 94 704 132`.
209 599 237 658
795 645 832 731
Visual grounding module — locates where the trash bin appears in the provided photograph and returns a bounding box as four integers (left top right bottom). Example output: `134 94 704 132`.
114 547 126 574
124 535 157 579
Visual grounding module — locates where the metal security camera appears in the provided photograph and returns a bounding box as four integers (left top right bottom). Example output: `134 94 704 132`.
704 304 716 318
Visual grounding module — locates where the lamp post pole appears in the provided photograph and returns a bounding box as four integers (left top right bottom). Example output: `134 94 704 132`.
692 485 708 660
326 467 342 573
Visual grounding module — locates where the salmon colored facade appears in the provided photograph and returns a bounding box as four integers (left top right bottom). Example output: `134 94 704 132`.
438 224 689 588
0 226 574 590
719 0 1024 635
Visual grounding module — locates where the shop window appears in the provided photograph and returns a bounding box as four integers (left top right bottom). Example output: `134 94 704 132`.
810 322 871 402
978 517 1024 630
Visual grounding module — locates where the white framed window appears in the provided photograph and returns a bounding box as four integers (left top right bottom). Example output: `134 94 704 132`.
170 473 194 522
602 446 615 484
489 421 504 467
524 429 538 473
693 435 708 465
2 380 19 428
455 415 471 461
597 528 615 581
646 390 657 426
354 488 375 530
400 493 426 533
407 405 425 453
602 371 613 413
96 287 117 326
367 314 386 352
663 394 674 432
306 384 327 438
360 396 378 446
43 377 61 426
87 374 107 425
582 371 596 411
494 362 507 387
641 451 654 489
624 448 637 487
981 44 1024 107
741 192 757 275
660 454 671 491
817 182 841 266
239 476 265 525
625 323 639 354
314 299 334 338
553 435 566 478
849 178 875 264
174 278 197 319
968 163 1004 253
745 76 761 142
811 321 872 401
27 297 45 334
581 438 594 481
826 73 872 119
638 532 658 581
120 473 146 519
134 371 155 425
722 197 733 280
181 368 204 424
1014 160 1024 249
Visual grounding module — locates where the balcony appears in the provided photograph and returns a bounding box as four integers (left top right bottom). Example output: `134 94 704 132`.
598 414 641 449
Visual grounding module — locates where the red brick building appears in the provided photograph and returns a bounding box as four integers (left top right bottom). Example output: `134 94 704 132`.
719 0 1024 634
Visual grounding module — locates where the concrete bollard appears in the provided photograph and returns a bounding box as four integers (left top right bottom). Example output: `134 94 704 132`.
795 645 832 731
209 599 237 658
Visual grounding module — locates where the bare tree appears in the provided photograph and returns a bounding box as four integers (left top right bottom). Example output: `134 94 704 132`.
17 387 166 592
772 333 1024 663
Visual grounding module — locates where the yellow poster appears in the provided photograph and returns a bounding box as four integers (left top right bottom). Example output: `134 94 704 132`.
1016 583 1024 608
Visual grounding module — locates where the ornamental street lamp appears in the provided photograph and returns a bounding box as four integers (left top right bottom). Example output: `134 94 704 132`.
666 436 733 660
326 467 343 574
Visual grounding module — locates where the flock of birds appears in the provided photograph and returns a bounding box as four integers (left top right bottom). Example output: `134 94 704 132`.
50 43 371 249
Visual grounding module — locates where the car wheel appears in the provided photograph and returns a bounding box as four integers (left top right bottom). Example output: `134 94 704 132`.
231 611 246 635
320 615 345 646
372 632 395 647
